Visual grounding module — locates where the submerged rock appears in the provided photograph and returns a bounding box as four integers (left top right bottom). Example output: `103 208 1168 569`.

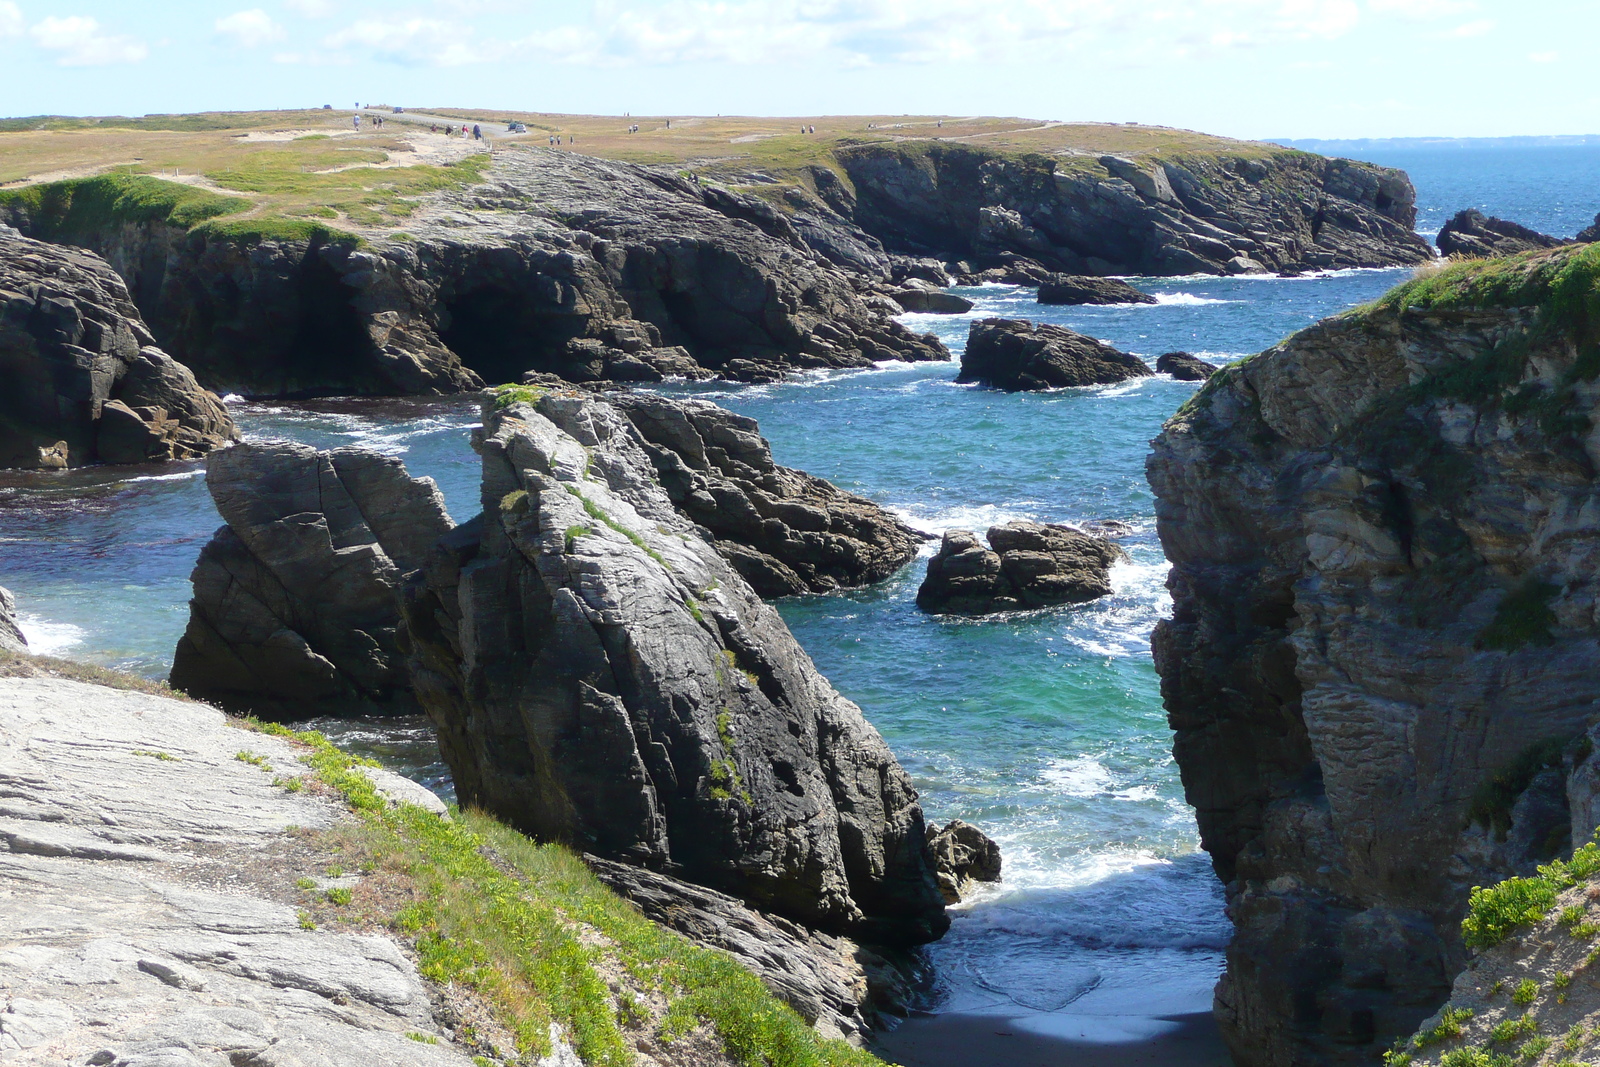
925 820 1003 904
1037 274 1156 306
170 442 454 716
1147 243 1600 1067
0 584 27 654
958 318 1153 391
1436 208 1570 258
0 231 238 469
1156 351 1216 381
916 521 1125 615
399 391 949 946
610 393 924 596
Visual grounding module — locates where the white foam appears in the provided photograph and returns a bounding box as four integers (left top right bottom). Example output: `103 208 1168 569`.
1150 292 1236 306
118 469 204 484
892 503 1041 537
221 393 246 404
17 616 85 656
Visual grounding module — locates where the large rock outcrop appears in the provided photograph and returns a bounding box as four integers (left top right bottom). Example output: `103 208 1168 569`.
398 390 949 946
1436 208 1570 258
916 521 1124 615
924 820 1003 904
169 442 454 716
0 230 238 469
1037 274 1156 305
5 153 947 396
834 142 1431 276
610 393 924 596
959 318 1153 391
0 584 27 655
1147 244 1600 1067
1157 350 1217 381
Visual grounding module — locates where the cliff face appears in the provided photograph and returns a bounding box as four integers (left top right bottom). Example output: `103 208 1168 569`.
1147 246 1600 1067
399 390 949 947
835 142 1431 276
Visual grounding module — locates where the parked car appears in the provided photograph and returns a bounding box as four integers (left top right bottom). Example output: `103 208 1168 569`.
507 122 527 133
392 106 404 114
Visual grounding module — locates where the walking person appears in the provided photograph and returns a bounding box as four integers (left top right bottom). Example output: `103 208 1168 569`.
353 114 360 130
473 124 481 140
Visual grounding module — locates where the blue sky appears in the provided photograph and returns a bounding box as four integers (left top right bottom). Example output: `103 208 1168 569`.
0 0 1589 138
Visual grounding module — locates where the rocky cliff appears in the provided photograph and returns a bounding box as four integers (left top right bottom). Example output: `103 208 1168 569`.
0 230 237 469
398 389 950 947
1147 244 1600 1067
1436 208 1570 259
832 142 1431 276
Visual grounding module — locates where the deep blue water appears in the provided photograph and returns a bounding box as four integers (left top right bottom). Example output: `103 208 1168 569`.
0 146 1575 1029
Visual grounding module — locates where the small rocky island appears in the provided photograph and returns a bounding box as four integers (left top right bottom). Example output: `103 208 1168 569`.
958 318 1153 391
1037 274 1156 305
917 521 1126 615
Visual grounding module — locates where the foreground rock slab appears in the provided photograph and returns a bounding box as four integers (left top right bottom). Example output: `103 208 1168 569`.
170 442 454 717
916 521 1125 615
1436 208 1569 258
0 231 238 469
611 393 924 596
400 391 949 946
0 676 470 1067
1037 274 1156 306
958 318 1153 391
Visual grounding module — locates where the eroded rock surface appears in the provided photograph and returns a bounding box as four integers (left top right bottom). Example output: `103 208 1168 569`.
399 391 949 946
916 521 1125 615
1157 351 1217 381
925 821 1002 904
1148 245 1600 1067
0 231 238 469
959 318 1153 391
170 442 454 716
0 676 473 1067
1436 208 1570 258
1037 274 1155 305
0 585 26 655
610 393 924 596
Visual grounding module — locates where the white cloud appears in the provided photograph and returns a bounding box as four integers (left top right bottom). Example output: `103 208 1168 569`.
1529 50 1558 63
0 2 23 38
216 9 284 46
1365 0 1474 18
321 17 487 65
30 15 147 65
284 0 335 16
1448 17 1494 36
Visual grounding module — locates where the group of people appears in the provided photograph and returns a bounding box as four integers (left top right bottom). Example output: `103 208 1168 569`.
799 124 816 133
548 133 573 145
429 123 482 139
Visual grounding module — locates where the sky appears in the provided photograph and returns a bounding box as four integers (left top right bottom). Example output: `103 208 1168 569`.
0 0 1591 139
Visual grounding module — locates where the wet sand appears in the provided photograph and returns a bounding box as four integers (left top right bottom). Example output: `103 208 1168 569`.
871 1010 1231 1067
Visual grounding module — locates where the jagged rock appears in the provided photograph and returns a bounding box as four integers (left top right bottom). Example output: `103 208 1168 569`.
1157 351 1216 381
0 232 238 469
1146 244 1600 1067
169 442 454 717
958 318 1153 391
586 856 879 1043
888 256 953 287
888 288 974 314
951 254 1055 286
1578 213 1600 243
609 393 924 596
925 821 1002 904
1037 274 1156 306
0 676 479 1067
398 391 949 946
1436 208 1570 258
915 522 1125 615
835 141 1431 276
0 584 27 654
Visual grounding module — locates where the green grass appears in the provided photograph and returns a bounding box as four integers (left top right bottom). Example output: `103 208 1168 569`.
249 719 884 1067
491 384 550 409
1417 1007 1477 1049
565 485 669 568
1490 1016 1538 1043
1479 579 1561 651
132 748 178 761
235 750 272 769
0 172 247 234
1463 842 1600 949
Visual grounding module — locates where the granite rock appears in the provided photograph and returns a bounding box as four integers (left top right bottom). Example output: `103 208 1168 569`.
888 288 975 314
1436 208 1570 258
925 820 1002 904
1157 351 1217 381
169 442 454 717
1037 274 1156 305
916 521 1125 615
958 318 1153 391
0 231 238 469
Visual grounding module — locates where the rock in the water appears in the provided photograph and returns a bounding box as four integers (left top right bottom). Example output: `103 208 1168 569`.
0 584 27 654
925 821 1002 904
1037 274 1156 306
958 318 1153 391
888 288 975 314
610 393 925 596
1147 243 1600 1067
170 442 454 716
399 390 949 946
916 521 1125 615
0 231 238 469
1156 351 1216 381
1578 213 1600 243
1436 208 1570 258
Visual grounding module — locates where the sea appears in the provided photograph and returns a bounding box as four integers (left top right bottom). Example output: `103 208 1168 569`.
1 144 1593 1048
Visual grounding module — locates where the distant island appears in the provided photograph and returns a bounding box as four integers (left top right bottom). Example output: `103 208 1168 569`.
1275 133 1600 152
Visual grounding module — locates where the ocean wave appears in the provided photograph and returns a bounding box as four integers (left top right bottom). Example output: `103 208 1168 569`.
892 502 1044 536
117 470 205 484
17 615 86 656
1150 292 1237 306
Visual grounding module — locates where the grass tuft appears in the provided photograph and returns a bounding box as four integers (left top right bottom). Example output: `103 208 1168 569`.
1463 842 1600 949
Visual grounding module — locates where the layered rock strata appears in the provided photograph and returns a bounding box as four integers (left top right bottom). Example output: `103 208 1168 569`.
398 391 949 946
1037 274 1156 305
0 231 238 469
959 318 1153 391
0 584 27 655
916 521 1125 615
925 820 1003 904
169 442 454 716
1147 244 1600 1067
1436 208 1569 258
835 143 1431 276
610 393 925 596
1157 351 1217 381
